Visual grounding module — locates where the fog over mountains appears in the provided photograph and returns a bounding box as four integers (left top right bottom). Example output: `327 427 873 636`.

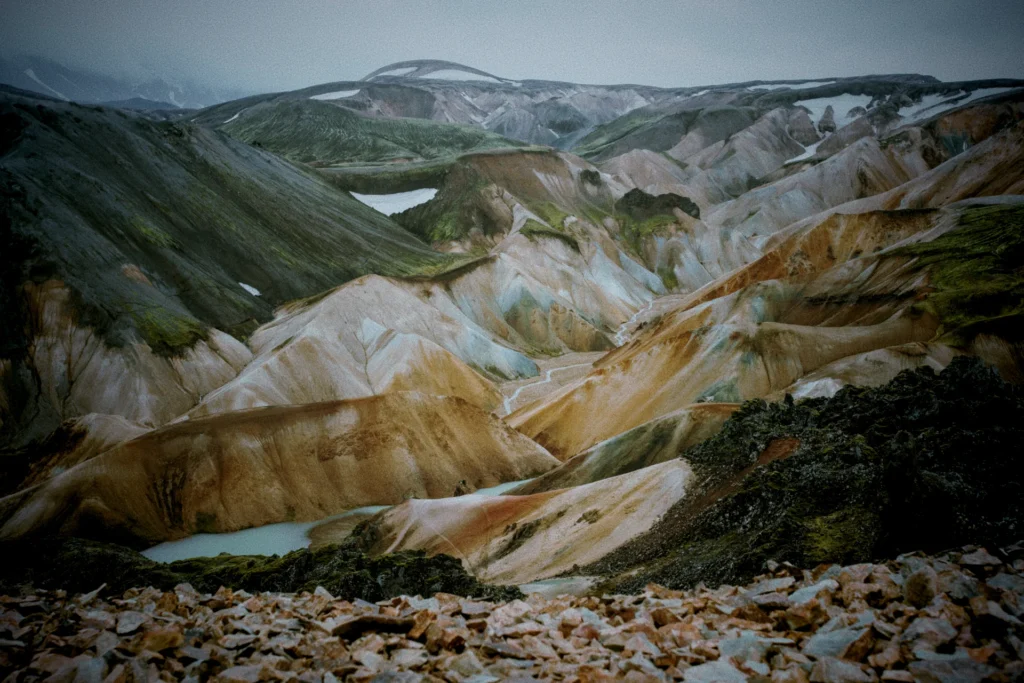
0 54 249 109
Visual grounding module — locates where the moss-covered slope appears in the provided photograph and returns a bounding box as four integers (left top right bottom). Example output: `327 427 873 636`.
894 203 1024 344
1 91 458 357
592 357 1024 591
0 537 520 602
217 99 524 166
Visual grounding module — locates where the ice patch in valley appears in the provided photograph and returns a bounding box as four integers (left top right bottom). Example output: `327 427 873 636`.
239 282 261 296
351 188 438 215
223 111 242 124
311 89 360 100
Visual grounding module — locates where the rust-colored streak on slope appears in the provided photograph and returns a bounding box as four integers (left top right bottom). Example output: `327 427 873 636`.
0 393 558 545
510 258 940 459
358 460 693 585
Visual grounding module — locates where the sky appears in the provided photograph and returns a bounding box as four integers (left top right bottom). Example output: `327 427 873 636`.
2 0 1023 92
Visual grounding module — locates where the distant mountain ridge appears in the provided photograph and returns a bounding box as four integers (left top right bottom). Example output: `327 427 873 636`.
0 54 247 109
198 59 1024 151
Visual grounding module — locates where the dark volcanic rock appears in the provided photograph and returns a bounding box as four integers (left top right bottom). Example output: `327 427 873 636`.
818 104 837 133
592 357 1024 592
618 188 700 220
0 538 521 602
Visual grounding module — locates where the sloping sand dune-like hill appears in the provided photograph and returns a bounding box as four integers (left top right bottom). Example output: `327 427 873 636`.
351 460 694 585
0 392 558 545
509 286 938 459
507 205 965 458
186 275 530 417
4 281 253 441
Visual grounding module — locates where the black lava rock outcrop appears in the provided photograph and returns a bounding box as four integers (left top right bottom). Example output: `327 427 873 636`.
593 357 1024 591
0 538 521 602
618 188 700 220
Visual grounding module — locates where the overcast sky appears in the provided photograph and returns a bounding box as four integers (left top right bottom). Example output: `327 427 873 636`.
2 0 1023 91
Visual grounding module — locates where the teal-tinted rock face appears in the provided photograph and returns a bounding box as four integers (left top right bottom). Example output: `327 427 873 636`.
591 357 1024 591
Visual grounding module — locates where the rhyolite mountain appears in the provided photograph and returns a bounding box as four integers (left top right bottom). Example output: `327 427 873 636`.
1 61 1023 595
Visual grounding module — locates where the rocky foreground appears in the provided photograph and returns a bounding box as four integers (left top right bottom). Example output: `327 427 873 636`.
3 543 1023 682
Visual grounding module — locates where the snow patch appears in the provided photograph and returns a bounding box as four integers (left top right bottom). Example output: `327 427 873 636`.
167 90 183 108
223 111 242 124
351 188 438 215
790 378 845 400
419 69 502 84
689 90 709 97
899 88 1016 123
372 66 417 78
239 282 261 296
793 93 873 130
311 89 360 100
750 80 835 91
785 140 823 164
24 68 68 100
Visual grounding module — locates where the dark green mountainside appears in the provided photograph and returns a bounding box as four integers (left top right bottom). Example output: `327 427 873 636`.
0 90 459 358
202 99 524 167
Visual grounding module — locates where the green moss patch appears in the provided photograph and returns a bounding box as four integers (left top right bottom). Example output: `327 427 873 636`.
520 219 580 252
893 204 1024 345
128 306 208 357
221 99 524 167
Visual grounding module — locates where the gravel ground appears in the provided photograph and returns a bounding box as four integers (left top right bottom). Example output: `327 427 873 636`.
2 542 1022 682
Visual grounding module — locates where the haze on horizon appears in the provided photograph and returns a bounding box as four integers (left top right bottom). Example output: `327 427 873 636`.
2 0 1024 94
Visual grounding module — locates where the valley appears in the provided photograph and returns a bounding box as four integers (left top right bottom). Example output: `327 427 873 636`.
2 55 1024 681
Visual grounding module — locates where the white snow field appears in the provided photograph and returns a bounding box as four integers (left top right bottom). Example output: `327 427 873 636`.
238 282 261 296
310 89 360 100
794 93 874 130
351 188 438 215
749 81 835 91
419 70 502 83
370 66 418 78
899 87 1017 123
